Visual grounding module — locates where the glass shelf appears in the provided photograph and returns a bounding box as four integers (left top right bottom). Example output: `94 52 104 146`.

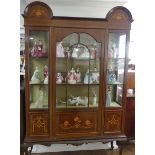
29 82 48 85
107 82 123 85
56 104 99 109
56 57 100 61
106 101 121 107
56 83 100 85
30 56 48 59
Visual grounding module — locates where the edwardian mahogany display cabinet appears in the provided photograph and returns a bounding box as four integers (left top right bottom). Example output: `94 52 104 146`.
22 1 133 154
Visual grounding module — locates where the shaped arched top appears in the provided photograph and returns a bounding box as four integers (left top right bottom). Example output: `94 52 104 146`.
23 1 53 19
106 6 133 23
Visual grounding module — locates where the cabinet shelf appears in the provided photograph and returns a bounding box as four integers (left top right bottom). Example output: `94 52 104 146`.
56 104 98 109
29 82 48 85
106 101 121 107
56 82 100 85
107 81 123 85
56 57 99 61
30 56 48 59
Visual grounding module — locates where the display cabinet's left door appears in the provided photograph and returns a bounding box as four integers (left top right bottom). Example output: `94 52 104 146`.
25 28 51 139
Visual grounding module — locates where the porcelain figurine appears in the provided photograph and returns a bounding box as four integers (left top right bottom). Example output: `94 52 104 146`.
79 48 89 58
56 42 65 57
107 69 116 83
108 49 113 58
111 72 116 83
91 88 97 106
31 66 41 84
106 86 112 107
76 67 81 83
44 75 48 84
56 73 64 84
112 43 119 58
35 87 44 108
43 65 48 84
90 48 96 59
67 95 88 106
31 40 47 57
91 67 99 83
108 43 119 59
84 69 93 84
72 47 78 58
64 47 70 58
66 68 77 84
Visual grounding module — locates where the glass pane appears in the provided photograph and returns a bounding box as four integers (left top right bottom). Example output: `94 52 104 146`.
30 85 48 109
89 85 99 107
80 33 101 59
56 58 67 84
90 59 100 84
56 85 67 108
108 33 126 59
67 85 88 108
29 30 49 109
107 59 125 84
56 33 78 58
106 85 122 107
29 31 49 57
106 32 126 108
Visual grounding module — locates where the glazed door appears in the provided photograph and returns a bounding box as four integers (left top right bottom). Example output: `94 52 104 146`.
52 28 104 138
104 30 128 134
25 27 50 139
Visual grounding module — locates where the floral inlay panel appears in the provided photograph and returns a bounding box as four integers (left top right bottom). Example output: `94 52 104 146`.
60 116 93 130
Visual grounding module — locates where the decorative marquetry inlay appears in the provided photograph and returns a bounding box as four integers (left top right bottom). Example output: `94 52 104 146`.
108 10 128 22
25 3 52 19
30 114 48 136
106 114 120 130
30 7 48 18
60 116 93 130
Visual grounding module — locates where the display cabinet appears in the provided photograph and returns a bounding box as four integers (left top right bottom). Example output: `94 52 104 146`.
23 1 133 154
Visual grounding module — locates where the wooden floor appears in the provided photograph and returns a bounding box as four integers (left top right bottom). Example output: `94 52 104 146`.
31 143 135 155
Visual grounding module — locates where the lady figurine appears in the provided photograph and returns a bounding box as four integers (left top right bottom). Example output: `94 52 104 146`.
37 40 47 57
92 67 99 83
76 67 81 83
106 86 112 107
91 88 97 106
31 66 41 84
84 69 93 84
43 65 48 84
56 42 65 57
111 43 118 58
30 40 38 57
35 87 44 108
111 71 116 83
30 40 47 57
66 68 77 84
56 73 64 84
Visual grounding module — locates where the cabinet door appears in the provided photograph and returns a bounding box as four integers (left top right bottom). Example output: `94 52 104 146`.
53 29 103 137
105 32 127 108
55 32 101 109
28 30 49 110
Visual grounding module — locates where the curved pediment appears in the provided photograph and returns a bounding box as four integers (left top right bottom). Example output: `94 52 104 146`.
106 6 133 23
23 1 53 19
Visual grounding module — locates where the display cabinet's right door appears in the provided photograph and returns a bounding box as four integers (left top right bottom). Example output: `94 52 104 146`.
104 30 128 134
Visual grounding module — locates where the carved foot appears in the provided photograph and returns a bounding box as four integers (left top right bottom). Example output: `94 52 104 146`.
117 140 128 155
20 144 33 155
